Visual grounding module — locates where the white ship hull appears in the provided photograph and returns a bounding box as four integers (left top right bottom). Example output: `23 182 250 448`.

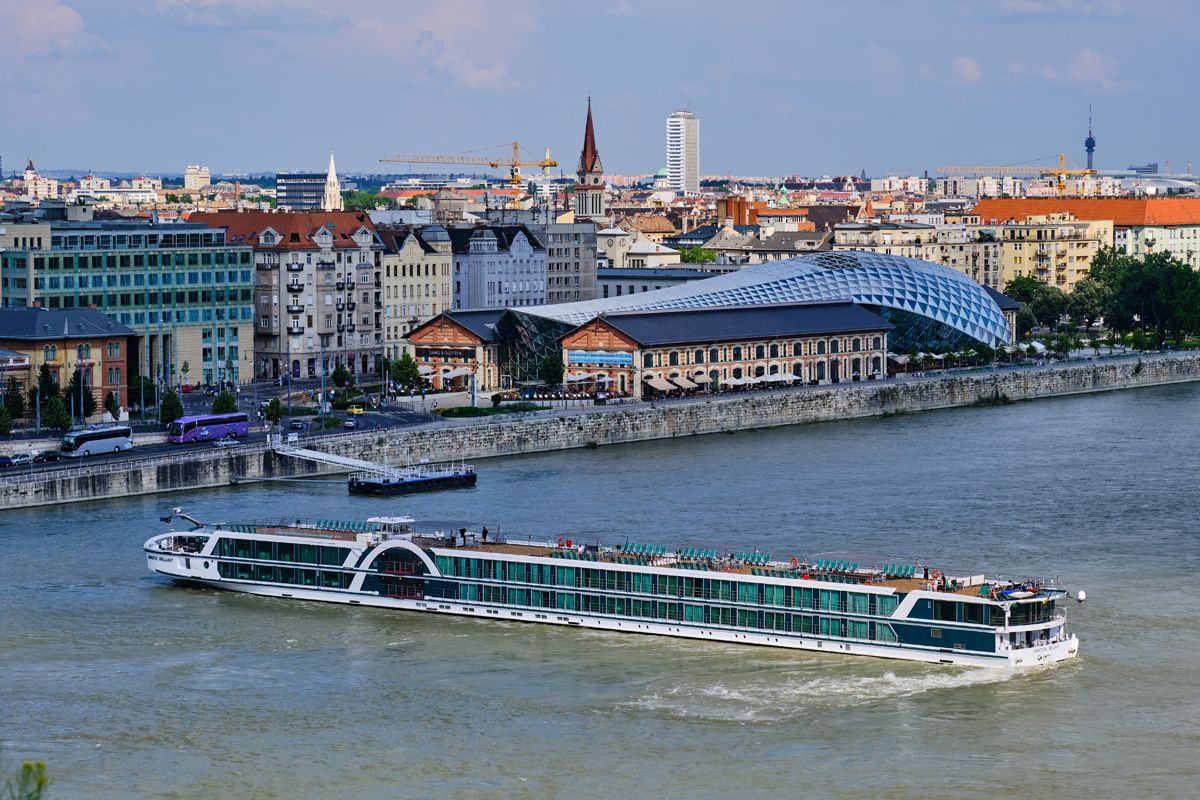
147 551 1079 669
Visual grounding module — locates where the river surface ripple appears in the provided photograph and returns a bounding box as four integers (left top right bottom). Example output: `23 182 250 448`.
2 384 1199 799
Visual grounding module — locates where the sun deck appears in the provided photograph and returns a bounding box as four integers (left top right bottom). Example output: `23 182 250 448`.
198 519 1044 599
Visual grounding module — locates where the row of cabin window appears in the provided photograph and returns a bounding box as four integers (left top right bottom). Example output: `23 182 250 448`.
642 337 885 369
215 537 349 566
217 561 350 588
440 584 896 640
434 556 898 615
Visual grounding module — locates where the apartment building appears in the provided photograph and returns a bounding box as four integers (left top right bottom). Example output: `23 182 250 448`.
375 225 453 359
448 225 547 309
974 198 1200 270
198 211 383 379
527 222 597 303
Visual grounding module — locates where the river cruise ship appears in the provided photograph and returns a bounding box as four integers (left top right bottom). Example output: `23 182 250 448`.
145 514 1080 668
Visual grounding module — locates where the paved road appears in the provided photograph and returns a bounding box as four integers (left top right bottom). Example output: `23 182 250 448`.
2 403 431 479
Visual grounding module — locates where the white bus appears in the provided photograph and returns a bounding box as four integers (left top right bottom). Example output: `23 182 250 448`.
61 426 135 457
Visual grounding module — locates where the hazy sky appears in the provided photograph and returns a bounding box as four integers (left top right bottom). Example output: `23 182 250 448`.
4 0 1197 178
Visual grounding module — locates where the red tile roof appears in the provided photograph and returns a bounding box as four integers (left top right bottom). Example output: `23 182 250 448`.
973 198 1200 227
194 210 377 250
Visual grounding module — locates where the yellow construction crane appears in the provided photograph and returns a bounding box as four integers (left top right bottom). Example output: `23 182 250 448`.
936 153 1097 196
380 141 557 189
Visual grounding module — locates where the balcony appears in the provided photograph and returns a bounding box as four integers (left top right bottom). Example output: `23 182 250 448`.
336 300 345 310
287 324 304 335
286 283 304 293
374 279 382 289
336 281 345 291
286 303 305 313
337 324 346 333
346 300 357 311
286 263 304 272
317 260 335 270
374 300 383 309
346 324 356 333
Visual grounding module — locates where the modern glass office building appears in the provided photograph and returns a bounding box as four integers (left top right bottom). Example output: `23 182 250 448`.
0 220 255 386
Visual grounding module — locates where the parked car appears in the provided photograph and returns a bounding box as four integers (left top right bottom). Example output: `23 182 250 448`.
180 384 194 394
10 453 32 467
289 419 305 430
33 450 62 463
0 456 13 469
213 436 241 448
343 419 357 429
347 404 364 415
275 375 291 386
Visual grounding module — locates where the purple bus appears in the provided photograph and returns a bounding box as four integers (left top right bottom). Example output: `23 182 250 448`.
167 412 250 444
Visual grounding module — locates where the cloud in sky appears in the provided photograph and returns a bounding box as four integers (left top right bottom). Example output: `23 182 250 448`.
951 57 983 85
1008 47 1131 93
1 0 1194 176
2 0 85 57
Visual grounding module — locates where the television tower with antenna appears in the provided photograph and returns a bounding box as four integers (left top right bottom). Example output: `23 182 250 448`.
1085 106 1096 171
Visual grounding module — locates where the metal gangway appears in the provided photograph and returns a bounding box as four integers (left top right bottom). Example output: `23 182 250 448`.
271 437 404 478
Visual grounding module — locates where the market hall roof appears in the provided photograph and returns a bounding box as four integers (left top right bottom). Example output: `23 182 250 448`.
522 250 1014 346
584 301 891 348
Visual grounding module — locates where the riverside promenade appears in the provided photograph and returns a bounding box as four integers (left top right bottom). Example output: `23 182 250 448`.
2 352 1197 510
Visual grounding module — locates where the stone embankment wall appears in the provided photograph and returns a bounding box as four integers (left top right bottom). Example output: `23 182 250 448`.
4 355 1197 510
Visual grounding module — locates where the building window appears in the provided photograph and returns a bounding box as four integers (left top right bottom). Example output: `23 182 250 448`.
732 346 742 361
830 340 839 354
769 343 779 358
755 345 765 359
792 342 802 357
816 341 826 355
668 351 679 367
709 347 719 363
852 338 861 352
643 353 653 369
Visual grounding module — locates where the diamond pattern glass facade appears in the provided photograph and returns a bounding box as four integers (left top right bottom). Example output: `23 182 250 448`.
526 251 1011 347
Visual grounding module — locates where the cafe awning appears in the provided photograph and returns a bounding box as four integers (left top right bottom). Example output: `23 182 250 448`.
691 367 708 377
671 375 697 390
721 377 744 386
691 373 711 384
441 367 472 379
564 372 593 383
644 377 675 392
418 366 435 374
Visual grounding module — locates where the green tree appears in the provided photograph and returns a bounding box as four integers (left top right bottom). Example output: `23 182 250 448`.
341 190 390 210
4 376 25 420
538 353 565 387
28 364 58 412
129 375 158 409
0 406 11 436
159 390 184 425
1066 276 1108 330
104 391 120 418
679 246 716 264
65 367 98 420
42 396 72 430
331 364 350 388
1004 276 1066 329
212 391 237 414
389 352 422 389
265 397 284 423
165 193 180 203
180 193 193 203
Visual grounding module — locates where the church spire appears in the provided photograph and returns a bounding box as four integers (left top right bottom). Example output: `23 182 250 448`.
578 96 601 175
574 97 606 223
322 150 343 212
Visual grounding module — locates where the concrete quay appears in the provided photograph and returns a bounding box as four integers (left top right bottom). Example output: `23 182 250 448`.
3 353 1197 511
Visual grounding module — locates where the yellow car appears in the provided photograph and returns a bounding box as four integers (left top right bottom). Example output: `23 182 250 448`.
347 404 365 415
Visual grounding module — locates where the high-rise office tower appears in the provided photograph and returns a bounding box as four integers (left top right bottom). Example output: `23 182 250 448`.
665 109 699 195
